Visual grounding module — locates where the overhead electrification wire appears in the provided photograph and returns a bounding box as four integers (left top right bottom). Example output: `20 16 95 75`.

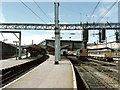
90 0 101 18
94 0 118 42
96 0 119 23
13 33 19 39
1 33 5 39
19 0 46 23
33 0 52 23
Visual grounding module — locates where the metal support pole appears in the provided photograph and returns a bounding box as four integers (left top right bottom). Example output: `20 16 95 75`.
105 37 107 47
15 42 17 60
54 2 60 64
18 32 21 59
13 41 18 60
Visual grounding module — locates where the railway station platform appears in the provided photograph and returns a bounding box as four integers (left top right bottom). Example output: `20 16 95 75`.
0 55 42 70
2 55 77 89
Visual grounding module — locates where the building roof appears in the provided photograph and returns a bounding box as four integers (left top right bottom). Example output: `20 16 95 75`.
88 47 115 51
39 39 82 45
88 41 120 46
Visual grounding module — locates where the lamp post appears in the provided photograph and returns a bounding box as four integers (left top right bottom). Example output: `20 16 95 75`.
13 41 19 60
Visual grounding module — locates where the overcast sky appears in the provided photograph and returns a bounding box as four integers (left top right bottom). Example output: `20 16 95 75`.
0 0 119 45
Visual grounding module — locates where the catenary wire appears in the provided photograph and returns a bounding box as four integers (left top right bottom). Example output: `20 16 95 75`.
33 0 53 23
96 0 119 23
19 0 46 24
90 0 101 17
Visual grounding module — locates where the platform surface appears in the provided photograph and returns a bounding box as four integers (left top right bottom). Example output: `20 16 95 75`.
0 55 42 70
3 55 75 88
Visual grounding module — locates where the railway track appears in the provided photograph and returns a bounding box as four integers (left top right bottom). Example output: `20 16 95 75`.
75 66 113 89
67 56 119 89
0 55 49 87
88 58 118 66
94 65 118 82
86 59 119 82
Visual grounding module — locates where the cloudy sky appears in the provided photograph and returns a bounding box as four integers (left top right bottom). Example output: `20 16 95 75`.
0 0 119 45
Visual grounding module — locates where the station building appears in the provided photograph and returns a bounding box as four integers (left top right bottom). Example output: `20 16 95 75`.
0 41 16 59
39 39 84 54
87 41 120 51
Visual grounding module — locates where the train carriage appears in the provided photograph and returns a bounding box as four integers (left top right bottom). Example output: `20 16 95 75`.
88 47 114 62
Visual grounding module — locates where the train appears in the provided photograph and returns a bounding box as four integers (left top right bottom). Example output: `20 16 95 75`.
76 47 120 62
26 44 46 57
88 47 114 62
76 48 88 61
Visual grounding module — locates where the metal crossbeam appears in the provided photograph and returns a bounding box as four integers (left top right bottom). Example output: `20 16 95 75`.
0 23 119 30
0 31 21 33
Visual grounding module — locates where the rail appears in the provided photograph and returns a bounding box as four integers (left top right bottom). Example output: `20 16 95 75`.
76 66 113 89
67 56 118 89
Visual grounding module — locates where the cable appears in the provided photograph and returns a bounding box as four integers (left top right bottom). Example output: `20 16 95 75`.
90 0 101 17
94 0 118 40
89 0 101 22
33 0 52 23
1 33 5 39
19 0 46 24
96 0 119 23
13 33 19 39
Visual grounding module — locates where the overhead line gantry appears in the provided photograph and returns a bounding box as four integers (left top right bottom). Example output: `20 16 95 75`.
0 23 119 30
1 2 119 64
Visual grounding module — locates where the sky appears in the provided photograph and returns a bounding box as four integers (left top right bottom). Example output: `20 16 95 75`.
0 0 119 45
